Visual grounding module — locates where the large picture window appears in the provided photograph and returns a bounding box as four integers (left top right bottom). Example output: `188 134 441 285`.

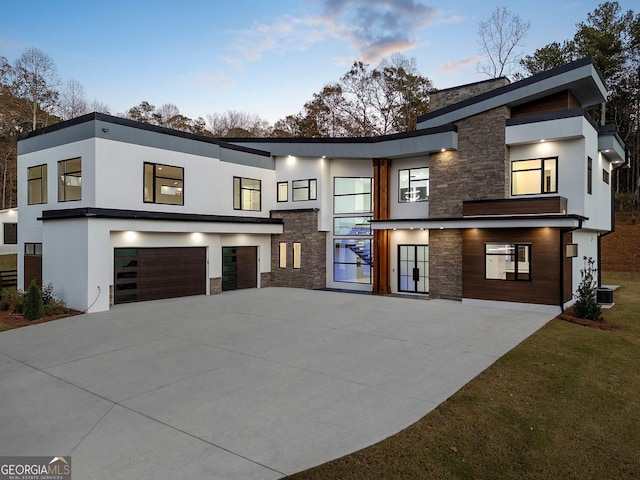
58 158 82 202
511 158 557 196
334 239 372 284
333 216 372 236
399 167 429 202
28 164 47 205
144 162 184 205
334 177 373 213
485 243 531 281
292 179 317 201
233 177 261 211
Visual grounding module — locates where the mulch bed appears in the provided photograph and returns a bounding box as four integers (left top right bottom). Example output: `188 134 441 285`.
558 306 620 331
0 309 82 331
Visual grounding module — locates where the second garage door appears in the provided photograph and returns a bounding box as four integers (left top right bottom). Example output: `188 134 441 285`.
114 247 206 304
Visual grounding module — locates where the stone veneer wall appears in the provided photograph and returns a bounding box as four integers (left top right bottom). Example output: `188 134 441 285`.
427 80 512 300
429 78 510 112
428 229 462 300
269 209 326 289
209 277 221 295
429 106 510 217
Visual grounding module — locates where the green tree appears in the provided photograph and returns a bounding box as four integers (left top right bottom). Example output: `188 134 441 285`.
24 280 44 321
573 257 602 321
276 54 432 138
519 41 576 76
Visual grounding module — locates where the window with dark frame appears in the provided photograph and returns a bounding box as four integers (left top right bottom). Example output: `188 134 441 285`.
27 164 47 205
398 167 429 202
603 168 609 185
58 158 82 202
511 157 557 196
292 179 317 201
233 177 261 211
277 182 288 202
24 242 42 256
485 243 531 281
143 162 184 205
587 157 593 194
3 223 16 245
334 177 373 214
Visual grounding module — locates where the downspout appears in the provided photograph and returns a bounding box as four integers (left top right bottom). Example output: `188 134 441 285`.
598 147 629 286
560 220 583 313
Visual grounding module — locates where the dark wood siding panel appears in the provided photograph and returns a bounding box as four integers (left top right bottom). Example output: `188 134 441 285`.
136 247 206 302
235 246 257 289
24 256 42 289
463 228 561 305
463 197 567 216
511 91 581 118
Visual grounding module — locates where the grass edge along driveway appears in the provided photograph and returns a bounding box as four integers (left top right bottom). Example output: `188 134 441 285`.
287 271 640 480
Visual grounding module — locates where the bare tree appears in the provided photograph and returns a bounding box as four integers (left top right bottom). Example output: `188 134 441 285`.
58 79 88 120
206 111 271 137
90 100 111 114
13 47 60 130
478 7 531 78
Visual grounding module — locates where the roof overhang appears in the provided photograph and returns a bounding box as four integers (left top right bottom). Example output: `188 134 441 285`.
228 124 458 160
418 57 607 129
371 215 586 230
598 130 627 165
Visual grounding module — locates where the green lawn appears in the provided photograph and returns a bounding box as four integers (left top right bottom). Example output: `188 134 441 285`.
287 271 640 479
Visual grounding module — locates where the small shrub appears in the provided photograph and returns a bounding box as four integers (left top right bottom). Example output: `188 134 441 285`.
44 298 69 316
574 256 602 321
23 280 44 321
41 282 55 306
1 301 9 311
5 287 24 314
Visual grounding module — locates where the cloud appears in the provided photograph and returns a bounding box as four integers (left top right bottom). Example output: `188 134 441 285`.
436 56 485 73
224 15 329 69
223 0 440 69
319 0 440 63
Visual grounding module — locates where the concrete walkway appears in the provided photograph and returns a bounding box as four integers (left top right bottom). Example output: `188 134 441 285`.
0 288 551 479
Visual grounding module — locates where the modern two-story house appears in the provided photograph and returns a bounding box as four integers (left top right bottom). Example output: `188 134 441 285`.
17 57 626 314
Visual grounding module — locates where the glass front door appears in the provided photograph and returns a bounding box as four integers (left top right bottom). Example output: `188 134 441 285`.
398 245 429 294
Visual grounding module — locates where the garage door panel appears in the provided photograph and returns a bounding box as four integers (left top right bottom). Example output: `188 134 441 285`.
114 247 206 304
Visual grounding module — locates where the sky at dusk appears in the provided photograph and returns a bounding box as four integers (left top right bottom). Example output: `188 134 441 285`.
1 0 635 124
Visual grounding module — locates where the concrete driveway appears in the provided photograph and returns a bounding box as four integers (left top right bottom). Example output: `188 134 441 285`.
0 288 551 479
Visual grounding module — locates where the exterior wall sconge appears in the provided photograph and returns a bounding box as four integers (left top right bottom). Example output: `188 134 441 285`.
566 243 578 258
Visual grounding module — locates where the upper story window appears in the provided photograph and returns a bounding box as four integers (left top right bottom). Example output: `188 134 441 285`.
399 167 429 202
27 164 47 205
144 162 184 205
234 177 261 211
58 158 81 202
277 182 288 202
292 179 317 201
3 223 17 245
511 157 557 196
587 157 593 194
334 177 373 214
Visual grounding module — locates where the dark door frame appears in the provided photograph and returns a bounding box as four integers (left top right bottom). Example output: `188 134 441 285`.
397 244 429 294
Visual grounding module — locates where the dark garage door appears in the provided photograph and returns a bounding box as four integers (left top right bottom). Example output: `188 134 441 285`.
222 246 257 291
114 247 206 304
